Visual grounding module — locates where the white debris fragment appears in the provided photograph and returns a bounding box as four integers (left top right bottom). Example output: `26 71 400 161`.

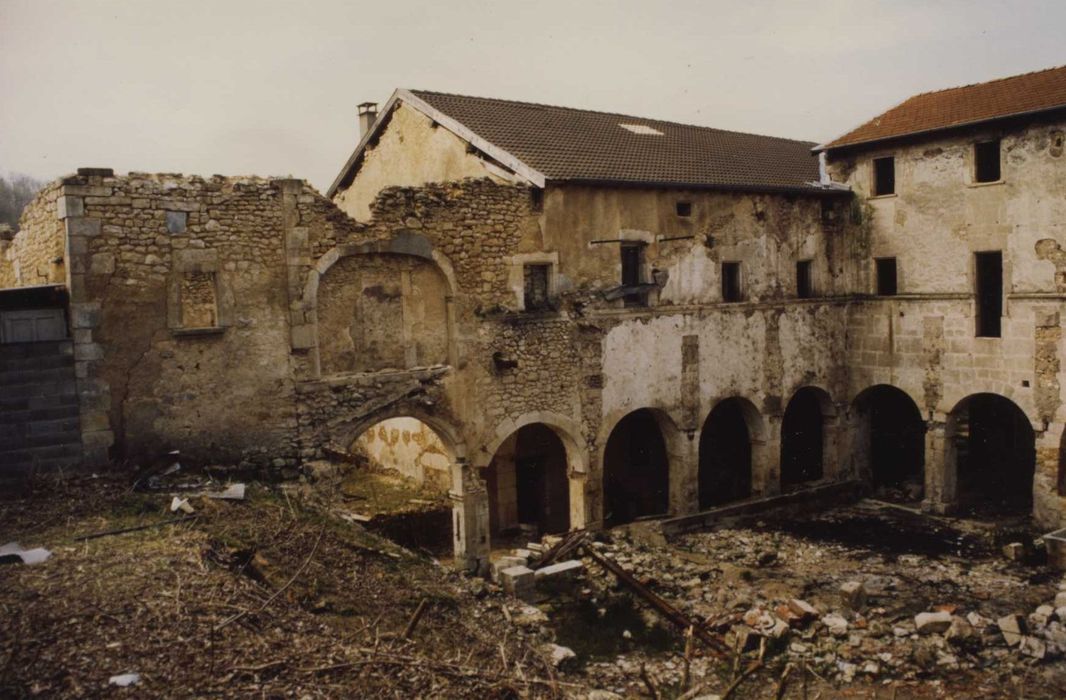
169 497 195 514
108 672 141 687
0 542 52 565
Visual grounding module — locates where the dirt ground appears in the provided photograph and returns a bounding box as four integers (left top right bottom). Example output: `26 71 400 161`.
3 466 1066 699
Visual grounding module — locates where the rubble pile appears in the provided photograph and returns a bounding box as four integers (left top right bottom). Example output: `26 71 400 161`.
489 501 1066 696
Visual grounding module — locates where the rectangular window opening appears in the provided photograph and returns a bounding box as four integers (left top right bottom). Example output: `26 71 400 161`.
873 156 895 196
975 251 1002 338
620 243 645 307
796 260 813 299
180 271 220 329
530 188 544 213
974 139 1001 183
722 262 742 303
875 257 897 296
676 201 692 217
523 264 550 311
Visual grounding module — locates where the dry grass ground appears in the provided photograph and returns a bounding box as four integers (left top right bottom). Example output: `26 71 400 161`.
0 474 564 698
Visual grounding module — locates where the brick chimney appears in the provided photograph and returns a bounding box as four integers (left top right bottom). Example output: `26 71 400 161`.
358 102 378 138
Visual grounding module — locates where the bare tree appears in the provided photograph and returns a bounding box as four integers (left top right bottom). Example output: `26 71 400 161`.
0 173 46 231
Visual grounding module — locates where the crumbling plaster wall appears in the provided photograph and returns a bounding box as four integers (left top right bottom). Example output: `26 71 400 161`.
350 417 452 491
334 102 516 221
828 119 1066 526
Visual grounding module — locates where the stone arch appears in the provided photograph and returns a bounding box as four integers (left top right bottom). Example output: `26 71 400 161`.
781 385 837 488
946 393 1036 516
849 384 926 500
300 232 459 376
478 411 588 536
601 407 684 526
698 396 766 508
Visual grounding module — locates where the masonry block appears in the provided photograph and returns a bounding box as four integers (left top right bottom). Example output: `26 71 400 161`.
57 196 84 219
500 565 535 599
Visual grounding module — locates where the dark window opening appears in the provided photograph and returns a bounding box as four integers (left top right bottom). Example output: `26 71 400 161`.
873 156 895 196
974 140 1001 183
523 264 550 311
676 201 692 217
875 257 898 296
620 243 645 307
530 188 544 212
975 251 1002 338
820 199 838 225
796 260 813 299
721 262 742 302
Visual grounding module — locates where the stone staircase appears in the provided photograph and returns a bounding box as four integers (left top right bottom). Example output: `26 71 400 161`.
0 340 83 477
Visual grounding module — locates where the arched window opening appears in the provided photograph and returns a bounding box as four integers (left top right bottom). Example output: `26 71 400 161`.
781 388 829 487
699 398 757 508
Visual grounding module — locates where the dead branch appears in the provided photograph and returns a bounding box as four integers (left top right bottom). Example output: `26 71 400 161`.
402 598 429 640
640 663 661 700
775 662 795 700
214 524 326 632
72 515 198 541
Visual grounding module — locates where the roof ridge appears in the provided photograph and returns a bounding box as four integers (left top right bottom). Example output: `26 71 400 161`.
407 89 818 147
904 63 1066 100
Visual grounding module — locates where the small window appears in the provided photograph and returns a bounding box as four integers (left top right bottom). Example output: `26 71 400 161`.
180 272 219 329
820 199 838 225
676 201 692 217
620 243 645 307
530 188 544 213
975 251 1002 338
875 257 898 296
166 211 187 234
722 262 742 302
974 140 1001 183
523 264 550 311
796 260 813 299
873 156 895 196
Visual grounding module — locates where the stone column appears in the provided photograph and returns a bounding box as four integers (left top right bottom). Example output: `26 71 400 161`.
822 404 846 481
753 415 782 496
671 430 700 515
451 459 490 574
922 416 956 514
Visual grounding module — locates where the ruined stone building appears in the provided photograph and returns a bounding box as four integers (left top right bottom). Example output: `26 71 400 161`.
3 65 1066 570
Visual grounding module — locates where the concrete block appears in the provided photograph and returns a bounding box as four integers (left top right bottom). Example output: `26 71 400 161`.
500 565 535 599
492 556 527 583
533 559 584 581
839 580 867 610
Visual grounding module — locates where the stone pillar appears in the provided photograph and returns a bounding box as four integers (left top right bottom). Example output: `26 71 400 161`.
451 459 490 574
753 415 782 496
671 430 700 515
822 404 846 481
922 416 956 514
1033 423 1064 530
60 177 114 468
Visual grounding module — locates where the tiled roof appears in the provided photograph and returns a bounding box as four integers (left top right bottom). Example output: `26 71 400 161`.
823 65 1066 151
330 90 826 195
410 90 822 192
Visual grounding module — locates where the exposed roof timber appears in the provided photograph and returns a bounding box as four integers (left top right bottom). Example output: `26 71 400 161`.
325 90 543 199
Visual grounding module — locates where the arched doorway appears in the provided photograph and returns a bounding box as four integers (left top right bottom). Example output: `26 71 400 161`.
603 409 670 526
781 387 832 487
699 398 762 508
483 423 571 542
949 393 1035 516
851 385 925 500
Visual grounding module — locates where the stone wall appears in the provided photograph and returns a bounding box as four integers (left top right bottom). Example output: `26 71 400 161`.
827 116 1066 527
0 182 65 287
351 415 451 491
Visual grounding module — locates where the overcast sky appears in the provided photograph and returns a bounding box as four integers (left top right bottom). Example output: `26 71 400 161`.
2 0 1064 191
